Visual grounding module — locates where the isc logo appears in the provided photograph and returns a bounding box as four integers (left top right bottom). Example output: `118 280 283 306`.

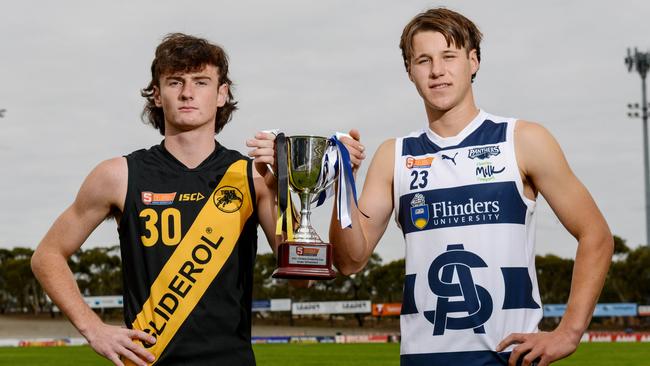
178 192 205 202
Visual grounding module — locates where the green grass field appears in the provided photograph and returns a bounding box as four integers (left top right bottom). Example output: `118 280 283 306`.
0 343 648 365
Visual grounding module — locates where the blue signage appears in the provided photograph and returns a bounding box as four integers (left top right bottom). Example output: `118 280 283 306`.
543 304 567 317
543 303 637 318
593 303 637 317
252 299 271 312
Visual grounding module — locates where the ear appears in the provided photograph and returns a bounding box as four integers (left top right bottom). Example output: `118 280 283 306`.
216 83 228 108
153 85 162 107
407 65 415 83
469 49 479 76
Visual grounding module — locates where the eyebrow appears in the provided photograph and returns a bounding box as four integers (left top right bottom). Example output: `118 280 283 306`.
165 75 213 81
413 53 431 59
413 48 459 58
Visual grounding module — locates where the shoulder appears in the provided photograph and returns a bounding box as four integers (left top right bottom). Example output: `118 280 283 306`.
514 120 566 175
217 143 248 161
514 120 562 153
78 157 128 208
372 138 396 167
376 138 396 156
123 145 158 162
514 120 552 139
91 157 128 185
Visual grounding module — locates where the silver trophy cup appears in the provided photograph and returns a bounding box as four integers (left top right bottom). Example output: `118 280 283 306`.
272 135 338 279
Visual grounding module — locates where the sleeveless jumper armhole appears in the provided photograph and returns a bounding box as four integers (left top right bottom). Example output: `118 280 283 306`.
118 154 135 230
393 138 403 229
246 158 258 218
508 120 537 208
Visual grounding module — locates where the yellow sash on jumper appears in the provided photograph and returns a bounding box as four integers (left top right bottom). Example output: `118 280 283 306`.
126 160 252 365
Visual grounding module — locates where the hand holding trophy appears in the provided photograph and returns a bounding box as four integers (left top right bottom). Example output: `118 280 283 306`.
272 133 359 280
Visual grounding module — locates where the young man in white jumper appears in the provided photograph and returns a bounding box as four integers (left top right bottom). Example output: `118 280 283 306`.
326 8 612 366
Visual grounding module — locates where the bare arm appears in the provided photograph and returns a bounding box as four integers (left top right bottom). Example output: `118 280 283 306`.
330 138 395 275
252 162 282 252
247 132 282 252
31 158 156 366
498 121 613 366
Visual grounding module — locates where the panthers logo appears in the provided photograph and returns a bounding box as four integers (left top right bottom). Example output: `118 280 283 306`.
213 186 244 213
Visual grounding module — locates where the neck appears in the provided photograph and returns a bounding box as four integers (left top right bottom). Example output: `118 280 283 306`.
164 125 217 169
425 94 479 138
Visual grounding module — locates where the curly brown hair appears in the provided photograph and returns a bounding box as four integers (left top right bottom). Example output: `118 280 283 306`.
400 8 482 82
141 33 238 135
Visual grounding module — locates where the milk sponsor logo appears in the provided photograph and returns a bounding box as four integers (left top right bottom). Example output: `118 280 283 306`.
475 161 505 182
468 145 500 160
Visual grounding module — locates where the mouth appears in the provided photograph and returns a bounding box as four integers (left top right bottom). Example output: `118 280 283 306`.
429 83 452 89
178 106 198 112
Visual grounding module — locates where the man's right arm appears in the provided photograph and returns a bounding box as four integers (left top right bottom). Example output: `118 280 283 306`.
330 138 396 275
31 157 156 366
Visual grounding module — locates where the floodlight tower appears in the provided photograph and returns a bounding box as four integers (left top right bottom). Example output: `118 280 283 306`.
625 48 650 246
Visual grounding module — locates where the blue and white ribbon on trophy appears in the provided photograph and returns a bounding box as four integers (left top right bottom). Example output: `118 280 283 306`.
314 132 360 228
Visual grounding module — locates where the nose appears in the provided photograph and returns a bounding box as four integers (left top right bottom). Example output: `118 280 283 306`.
430 58 445 78
180 82 194 100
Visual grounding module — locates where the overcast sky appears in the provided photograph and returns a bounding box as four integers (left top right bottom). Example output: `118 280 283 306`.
1 0 650 263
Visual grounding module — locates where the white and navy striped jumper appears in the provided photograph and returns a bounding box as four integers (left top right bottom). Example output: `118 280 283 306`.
394 110 542 365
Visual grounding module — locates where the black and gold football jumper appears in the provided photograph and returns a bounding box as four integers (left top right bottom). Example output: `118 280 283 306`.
118 141 258 365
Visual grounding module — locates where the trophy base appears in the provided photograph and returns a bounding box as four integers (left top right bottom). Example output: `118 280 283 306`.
272 241 336 280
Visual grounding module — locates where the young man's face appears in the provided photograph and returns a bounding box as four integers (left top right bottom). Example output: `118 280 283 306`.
154 64 228 134
408 31 479 114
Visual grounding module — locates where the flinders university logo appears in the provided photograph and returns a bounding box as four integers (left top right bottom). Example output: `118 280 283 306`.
398 182 527 234
424 244 493 335
468 145 500 160
410 193 429 230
